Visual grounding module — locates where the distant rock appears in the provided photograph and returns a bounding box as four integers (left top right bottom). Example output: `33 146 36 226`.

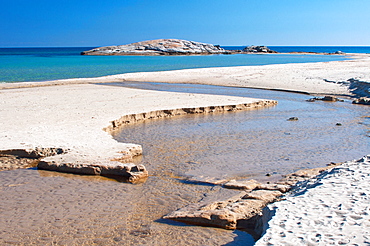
352 97 370 105
81 39 231 56
287 117 299 121
242 45 277 53
331 51 345 54
306 96 344 102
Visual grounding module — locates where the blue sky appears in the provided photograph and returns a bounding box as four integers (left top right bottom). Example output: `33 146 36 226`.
1 0 370 47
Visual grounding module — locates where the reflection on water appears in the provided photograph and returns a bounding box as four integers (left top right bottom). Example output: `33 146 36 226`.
0 82 368 245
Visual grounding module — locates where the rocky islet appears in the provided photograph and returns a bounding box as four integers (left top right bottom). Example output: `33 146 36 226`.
81 39 278 56
81 39 231 56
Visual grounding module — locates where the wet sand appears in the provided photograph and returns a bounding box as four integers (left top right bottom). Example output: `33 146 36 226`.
0 168 251 245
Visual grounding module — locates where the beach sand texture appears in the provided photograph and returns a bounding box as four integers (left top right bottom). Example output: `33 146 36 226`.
117 54 370 97
256 155 370 245
0 54 369 245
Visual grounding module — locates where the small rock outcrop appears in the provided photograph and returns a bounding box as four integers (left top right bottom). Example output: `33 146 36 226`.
223 179 260 190
163 191 282 231
37 160 148 183
164 163 342 235
352 97 370 105
81 39 231 56
287 117 299 121
306 96 344 102
242 46 277 53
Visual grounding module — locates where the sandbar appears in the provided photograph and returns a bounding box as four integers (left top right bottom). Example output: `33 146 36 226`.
0 83 273 174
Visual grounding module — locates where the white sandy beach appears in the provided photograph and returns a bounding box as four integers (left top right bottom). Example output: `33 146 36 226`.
116 53 370 96
0 84 267 168
0 54 369 245
256 155 370 245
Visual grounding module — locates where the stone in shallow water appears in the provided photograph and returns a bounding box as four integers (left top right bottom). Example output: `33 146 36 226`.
223 179 261 190
256 183 291 193
242 190 282 203
37 160 148 183
186 176 229 185
164 187 282 230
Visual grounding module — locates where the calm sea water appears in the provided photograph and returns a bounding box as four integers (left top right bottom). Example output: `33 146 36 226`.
0 46 361 83
225 46 370 53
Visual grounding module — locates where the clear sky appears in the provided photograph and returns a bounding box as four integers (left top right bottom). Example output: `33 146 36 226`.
1 0 370 47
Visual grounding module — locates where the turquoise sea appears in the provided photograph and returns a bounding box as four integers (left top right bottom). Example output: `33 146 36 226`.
0 46 368 83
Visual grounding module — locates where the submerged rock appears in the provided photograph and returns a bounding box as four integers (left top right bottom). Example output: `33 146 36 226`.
186 176 229 185
81 39 231 56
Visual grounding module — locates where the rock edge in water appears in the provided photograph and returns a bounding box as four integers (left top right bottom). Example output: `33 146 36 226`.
2 100 277 183
163 162 342 235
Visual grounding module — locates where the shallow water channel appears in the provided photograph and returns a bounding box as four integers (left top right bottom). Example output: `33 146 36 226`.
0 83 369 246
112 82 369 183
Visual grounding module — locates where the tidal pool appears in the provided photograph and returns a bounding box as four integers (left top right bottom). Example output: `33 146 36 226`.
0 83 368 245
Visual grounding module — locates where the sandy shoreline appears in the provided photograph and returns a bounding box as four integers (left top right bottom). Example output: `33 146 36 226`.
0 84 273 173
0 53 369 245
2 53 369 97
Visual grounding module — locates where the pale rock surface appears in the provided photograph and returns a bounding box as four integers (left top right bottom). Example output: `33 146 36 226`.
164 183 282 231
81 39 229 55
223 179 261 190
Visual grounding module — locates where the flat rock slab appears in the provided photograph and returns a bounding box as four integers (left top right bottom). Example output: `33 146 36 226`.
37 158 148 183
164 162 344 232
223 179 261 190
164 189 282 230
185 176 229 185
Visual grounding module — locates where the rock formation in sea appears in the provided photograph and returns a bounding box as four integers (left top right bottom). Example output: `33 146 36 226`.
81 39 231 56
242 45 277 53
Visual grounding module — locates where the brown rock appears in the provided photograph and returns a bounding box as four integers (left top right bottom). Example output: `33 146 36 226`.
242 190 282 203
163 192 267 230
186 176 229 185
256 183 291 193
223 179 261 190
37 160 148 183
